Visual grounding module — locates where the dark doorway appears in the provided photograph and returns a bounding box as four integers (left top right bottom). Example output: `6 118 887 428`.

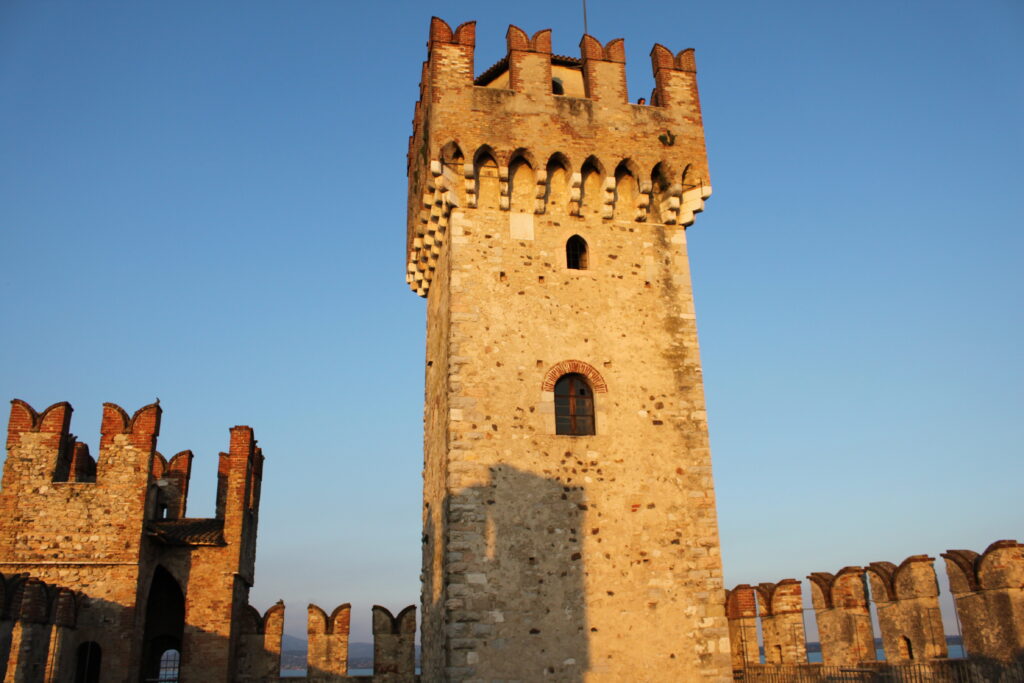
140 566 185 682
74 642 101 683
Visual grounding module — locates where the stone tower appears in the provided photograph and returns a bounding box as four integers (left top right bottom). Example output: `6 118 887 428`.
407 17 730 681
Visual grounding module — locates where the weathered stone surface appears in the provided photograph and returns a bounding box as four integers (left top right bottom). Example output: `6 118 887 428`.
756 579 807 665
372 605 416 681
307 602 350 679
943 540 1024 662
808 567 875 666
866 555 947 662
726 585 758 670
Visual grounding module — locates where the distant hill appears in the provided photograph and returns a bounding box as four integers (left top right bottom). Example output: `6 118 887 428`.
281 633 306 652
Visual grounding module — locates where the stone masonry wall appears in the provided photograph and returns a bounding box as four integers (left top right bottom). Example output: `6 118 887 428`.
757 580 807 665
943 540 1024 661
0 400 158 678
307 603 350 678
866 555 947 662
808 568 875 666
372 605 416 682
726 586 758 670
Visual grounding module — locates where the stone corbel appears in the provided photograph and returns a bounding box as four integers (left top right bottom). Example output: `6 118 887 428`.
534 176 547 214
637 180 652 222
498 165 510 210
601 177 615 219
569 172 582 216
463 163 477 208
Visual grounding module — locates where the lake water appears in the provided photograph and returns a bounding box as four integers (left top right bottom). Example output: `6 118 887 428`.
806 644 965 663
284 648 968 674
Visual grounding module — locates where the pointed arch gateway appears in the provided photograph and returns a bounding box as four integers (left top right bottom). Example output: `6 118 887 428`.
140 566 185 682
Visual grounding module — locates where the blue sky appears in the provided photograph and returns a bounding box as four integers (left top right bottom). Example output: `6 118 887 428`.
1 1 1021 643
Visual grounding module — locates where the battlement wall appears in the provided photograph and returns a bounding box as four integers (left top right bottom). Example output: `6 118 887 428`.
237 601 285 680
727 539 1024 672
1 399 165 565
943 540 1024 662
406 17 712 297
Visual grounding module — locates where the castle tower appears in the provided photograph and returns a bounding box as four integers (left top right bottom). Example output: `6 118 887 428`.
407 17 730 680
1 400 271 682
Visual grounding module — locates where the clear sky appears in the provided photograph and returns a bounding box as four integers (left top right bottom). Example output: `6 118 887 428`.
1 1 1021 644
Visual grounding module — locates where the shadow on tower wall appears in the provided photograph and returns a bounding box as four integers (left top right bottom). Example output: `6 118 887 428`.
423 465 588 681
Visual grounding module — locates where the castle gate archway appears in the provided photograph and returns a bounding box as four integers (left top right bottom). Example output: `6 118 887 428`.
140 566 185 682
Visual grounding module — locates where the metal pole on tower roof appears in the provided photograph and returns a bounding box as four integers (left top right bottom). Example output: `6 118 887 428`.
583 0 589 36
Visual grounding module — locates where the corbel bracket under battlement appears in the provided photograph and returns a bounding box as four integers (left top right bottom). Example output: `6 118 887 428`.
407 160 459 297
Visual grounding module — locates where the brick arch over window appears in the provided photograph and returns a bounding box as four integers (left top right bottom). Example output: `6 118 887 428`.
542 360 608 393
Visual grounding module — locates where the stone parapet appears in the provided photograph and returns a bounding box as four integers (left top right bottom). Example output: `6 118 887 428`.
757 579 807 665
942 540 1024 661
808 567 875 666
307 603 351 679
372 605 416 682
866 555 947 661
726 585 759 670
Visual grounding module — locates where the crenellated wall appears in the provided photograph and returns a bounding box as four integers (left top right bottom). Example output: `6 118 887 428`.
729 540 1024 673
0 398 272 682
406 16 712 298
943 540 1024 661
236 601 285 680
725 585 759 670
866 555 947 662
1 400 160 677
307 602 351 678
808 567 875 666
372 605 416 682
756 579 807 665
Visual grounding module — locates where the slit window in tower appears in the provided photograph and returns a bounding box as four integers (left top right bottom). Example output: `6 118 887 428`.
566 235 588 270
554 373 595 436
552 78 565 95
